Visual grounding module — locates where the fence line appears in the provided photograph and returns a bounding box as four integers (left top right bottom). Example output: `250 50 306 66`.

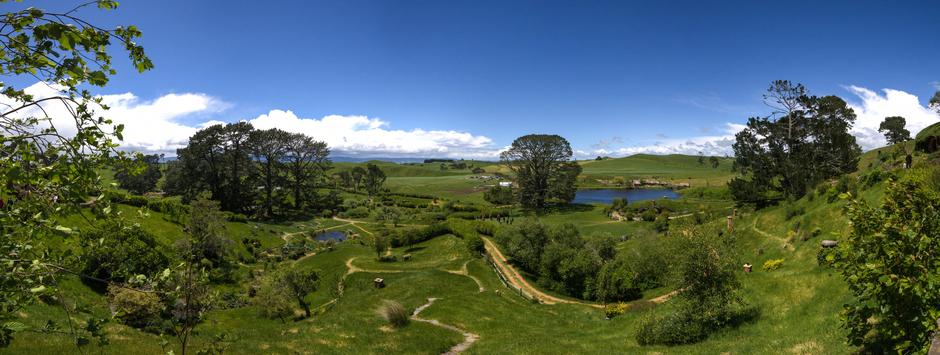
483 252 537 302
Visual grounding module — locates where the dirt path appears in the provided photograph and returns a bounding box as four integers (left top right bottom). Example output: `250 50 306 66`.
444 260 485 292
411 298 479 355
481 237 603 308
332 217 375 236
750 215 792 251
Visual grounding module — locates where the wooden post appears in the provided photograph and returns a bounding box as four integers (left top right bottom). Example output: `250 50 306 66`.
727 215 734 233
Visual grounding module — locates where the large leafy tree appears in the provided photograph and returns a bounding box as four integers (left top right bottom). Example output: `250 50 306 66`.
0 0 152 347
284 133 330 210
836 174 940 353
363 163 386 196
878 116 912 145
500 134 579 209
114 153 163 194
250 128 289 218
730 81 861 205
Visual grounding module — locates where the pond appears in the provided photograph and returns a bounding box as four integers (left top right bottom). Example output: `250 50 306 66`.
572 188 679 205
313 230 347 242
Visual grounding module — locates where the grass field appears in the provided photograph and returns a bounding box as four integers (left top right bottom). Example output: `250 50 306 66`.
9 151 915 354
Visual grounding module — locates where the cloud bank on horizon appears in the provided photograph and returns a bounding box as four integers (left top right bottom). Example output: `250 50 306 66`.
10 82 939 160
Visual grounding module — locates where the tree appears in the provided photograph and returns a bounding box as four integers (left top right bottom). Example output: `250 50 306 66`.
594 257 642 303
500 134 579 209
697 152 705 165
730 81 861 205
80 220 169 290
637 223 745 345
176 195 234 282
115 154 163 194
351 166 366 191
484 185 514 205
0 1 152 347
284 133 330 210
495 219 549 273
363 163 386 196
878 116 912 145
709 156 720 169
274 268 319 318
250 128 289 218
930 91 940 113
373 234 388 258
835 176 940 353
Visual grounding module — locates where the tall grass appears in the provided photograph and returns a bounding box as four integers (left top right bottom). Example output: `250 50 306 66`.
377 300 410 328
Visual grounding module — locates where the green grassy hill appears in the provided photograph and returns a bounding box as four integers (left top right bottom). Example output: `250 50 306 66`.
9 147 929 354
578 154 736 187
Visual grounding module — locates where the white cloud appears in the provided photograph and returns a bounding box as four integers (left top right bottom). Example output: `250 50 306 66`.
580 123 743 158
845 86 940 150
1 82 227 155
2 82 500 158
248 110 499 158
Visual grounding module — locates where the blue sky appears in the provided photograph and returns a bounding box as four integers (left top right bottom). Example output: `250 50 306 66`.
15 0 940 158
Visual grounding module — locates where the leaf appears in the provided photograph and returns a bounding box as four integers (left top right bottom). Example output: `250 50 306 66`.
29 285 46 293
2 322 29 332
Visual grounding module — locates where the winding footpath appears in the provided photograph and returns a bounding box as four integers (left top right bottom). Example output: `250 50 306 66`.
411 298 479 355
444 260 485 292
481 237 603 308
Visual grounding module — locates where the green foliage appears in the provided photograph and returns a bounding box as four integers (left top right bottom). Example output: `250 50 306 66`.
107 285 164 331
878 116 912 145
176 196 236 283
114 154 163 194
500 134 580 209
638 223 748 346
0 2 153 343
79 220 169 289
730 80 861 205
465 235 484 255
483 185 514 205
364 163 387 196
593 257 642 303
263 267 319 318
653 214 670 233
169 124 331 216
377 300 410 328
835 175 940 353
761 258 784 271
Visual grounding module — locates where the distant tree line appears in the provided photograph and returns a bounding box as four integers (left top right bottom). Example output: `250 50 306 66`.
163 122 332 218
730 80 862 206
331 163 387 196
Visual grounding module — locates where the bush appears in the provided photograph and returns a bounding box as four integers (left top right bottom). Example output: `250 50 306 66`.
603 302 628 319
483 185 514 205
107 285 165 332
636 311 707 346
762 258 785 271
341 206 371 219
653 214 669 233
377 300 410 328
465 235 484 255
80 221 169 291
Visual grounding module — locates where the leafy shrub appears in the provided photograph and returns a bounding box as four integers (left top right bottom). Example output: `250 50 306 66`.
640 209 657 222
341 206 371 219
483 185 514 205
636 311 707 345
653 214 669 233
465 235 484 255
80 221 169 291
377 300 410 328
107 285 165 332
762 258 785 271
594 257 642 303
603 302 628 319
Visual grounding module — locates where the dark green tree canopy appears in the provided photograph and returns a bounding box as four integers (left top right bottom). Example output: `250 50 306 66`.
115 154 163 195
930 91 940 113
730 81 861 205
500 134 580 209
878 116 911 145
